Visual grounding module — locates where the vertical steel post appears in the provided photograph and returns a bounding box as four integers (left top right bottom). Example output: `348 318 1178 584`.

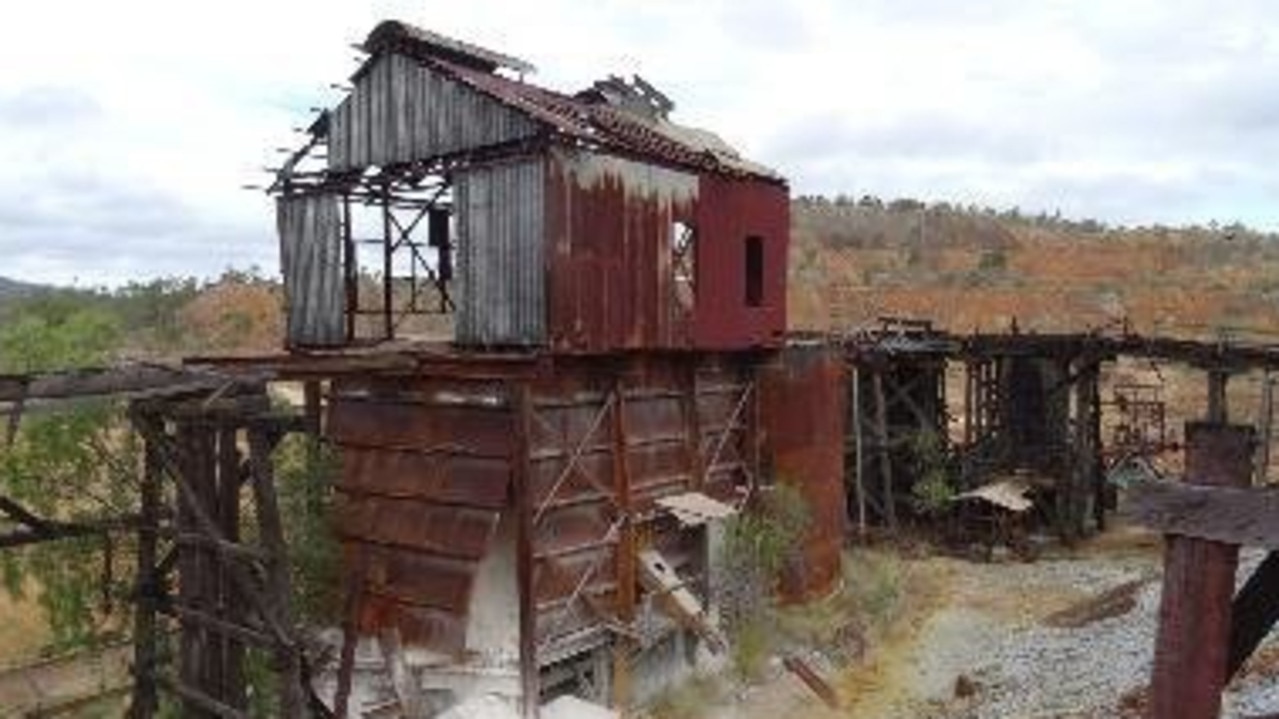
1088 364 1106 532
382 183 394 341
342 193 356 342
1150 422 1253 719
610 375 636 712
513 384 539 718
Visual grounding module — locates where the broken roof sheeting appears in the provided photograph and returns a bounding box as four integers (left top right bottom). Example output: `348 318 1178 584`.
655 492 737 526
337 21 782 183
363 19 536 75
954 480 1034 512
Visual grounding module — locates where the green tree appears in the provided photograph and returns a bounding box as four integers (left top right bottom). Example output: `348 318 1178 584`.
0 296 133 652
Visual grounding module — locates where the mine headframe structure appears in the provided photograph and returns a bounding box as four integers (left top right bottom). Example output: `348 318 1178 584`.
251 18 808 719
0 365 321 719
270 20 790 355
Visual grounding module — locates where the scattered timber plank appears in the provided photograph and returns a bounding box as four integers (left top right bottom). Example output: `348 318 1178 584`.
783 655 840 709
636 549 725 653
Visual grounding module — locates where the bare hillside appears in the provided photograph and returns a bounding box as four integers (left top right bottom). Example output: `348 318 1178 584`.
790 198 1279 340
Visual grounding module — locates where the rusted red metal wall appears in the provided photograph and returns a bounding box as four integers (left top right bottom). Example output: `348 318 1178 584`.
526 355 755 653
694 175 789 350
544 150 788 354
544 152 696 353
760 344 847 602
327 375 515 652
327 351 761 669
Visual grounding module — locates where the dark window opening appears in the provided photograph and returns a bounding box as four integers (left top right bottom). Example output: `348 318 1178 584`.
744 235 764 307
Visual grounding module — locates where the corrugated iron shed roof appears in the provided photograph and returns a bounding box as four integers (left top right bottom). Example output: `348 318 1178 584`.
364 19 537 75
349 21 783 183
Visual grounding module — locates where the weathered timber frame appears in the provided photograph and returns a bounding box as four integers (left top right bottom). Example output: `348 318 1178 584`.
342 176 455 342
129 389 315 719
0 365 319 719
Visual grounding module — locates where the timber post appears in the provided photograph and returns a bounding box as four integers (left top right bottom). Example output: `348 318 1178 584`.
1149 423 1253 719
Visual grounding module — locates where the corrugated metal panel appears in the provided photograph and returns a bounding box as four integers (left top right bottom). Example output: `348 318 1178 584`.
327 356 761 660
277 193 344 347
382 47 784 183
328 53 539 171
760 345 847 602
456 157 546 346
329 376 516 655
545 149 698 352
526 356 724 650
693 175 789 350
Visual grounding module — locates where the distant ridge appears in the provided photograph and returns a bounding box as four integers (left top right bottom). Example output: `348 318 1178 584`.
0 276 45 303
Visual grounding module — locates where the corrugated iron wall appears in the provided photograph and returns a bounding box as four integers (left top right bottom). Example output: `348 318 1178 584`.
328 52 539 171
327 353 759 669
277 194 345 347
693 175 789 349
543 149 788 353
456 158 547 346
527 356 755 656
545 149 699 352
761 344 847 602
328 376 514 654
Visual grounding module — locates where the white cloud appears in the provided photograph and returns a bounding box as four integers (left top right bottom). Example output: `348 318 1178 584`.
0 0 1277 284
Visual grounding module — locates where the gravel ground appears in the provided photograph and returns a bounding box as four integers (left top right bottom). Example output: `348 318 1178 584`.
721 536 1279 718
857 545 1279 718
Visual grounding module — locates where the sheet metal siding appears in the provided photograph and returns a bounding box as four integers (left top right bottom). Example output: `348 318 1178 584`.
456 158 547 346
545 149 698 353
277 194 345 347
760 345 847 602
694 176 789 349
328 53 539 170
527 355 753 649
327 376 515 655
326 355 759 658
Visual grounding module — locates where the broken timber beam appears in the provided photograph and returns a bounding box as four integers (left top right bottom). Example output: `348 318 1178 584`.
1125 482 1279 548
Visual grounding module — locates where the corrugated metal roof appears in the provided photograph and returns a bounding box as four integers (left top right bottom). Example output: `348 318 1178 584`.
363 20 537 75
344 22 782 183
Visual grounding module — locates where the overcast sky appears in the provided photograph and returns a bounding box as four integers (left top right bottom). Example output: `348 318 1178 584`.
2 0 1278 285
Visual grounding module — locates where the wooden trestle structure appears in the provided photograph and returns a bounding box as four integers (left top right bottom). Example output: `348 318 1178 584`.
842 320 1279 543
0 365 321 719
